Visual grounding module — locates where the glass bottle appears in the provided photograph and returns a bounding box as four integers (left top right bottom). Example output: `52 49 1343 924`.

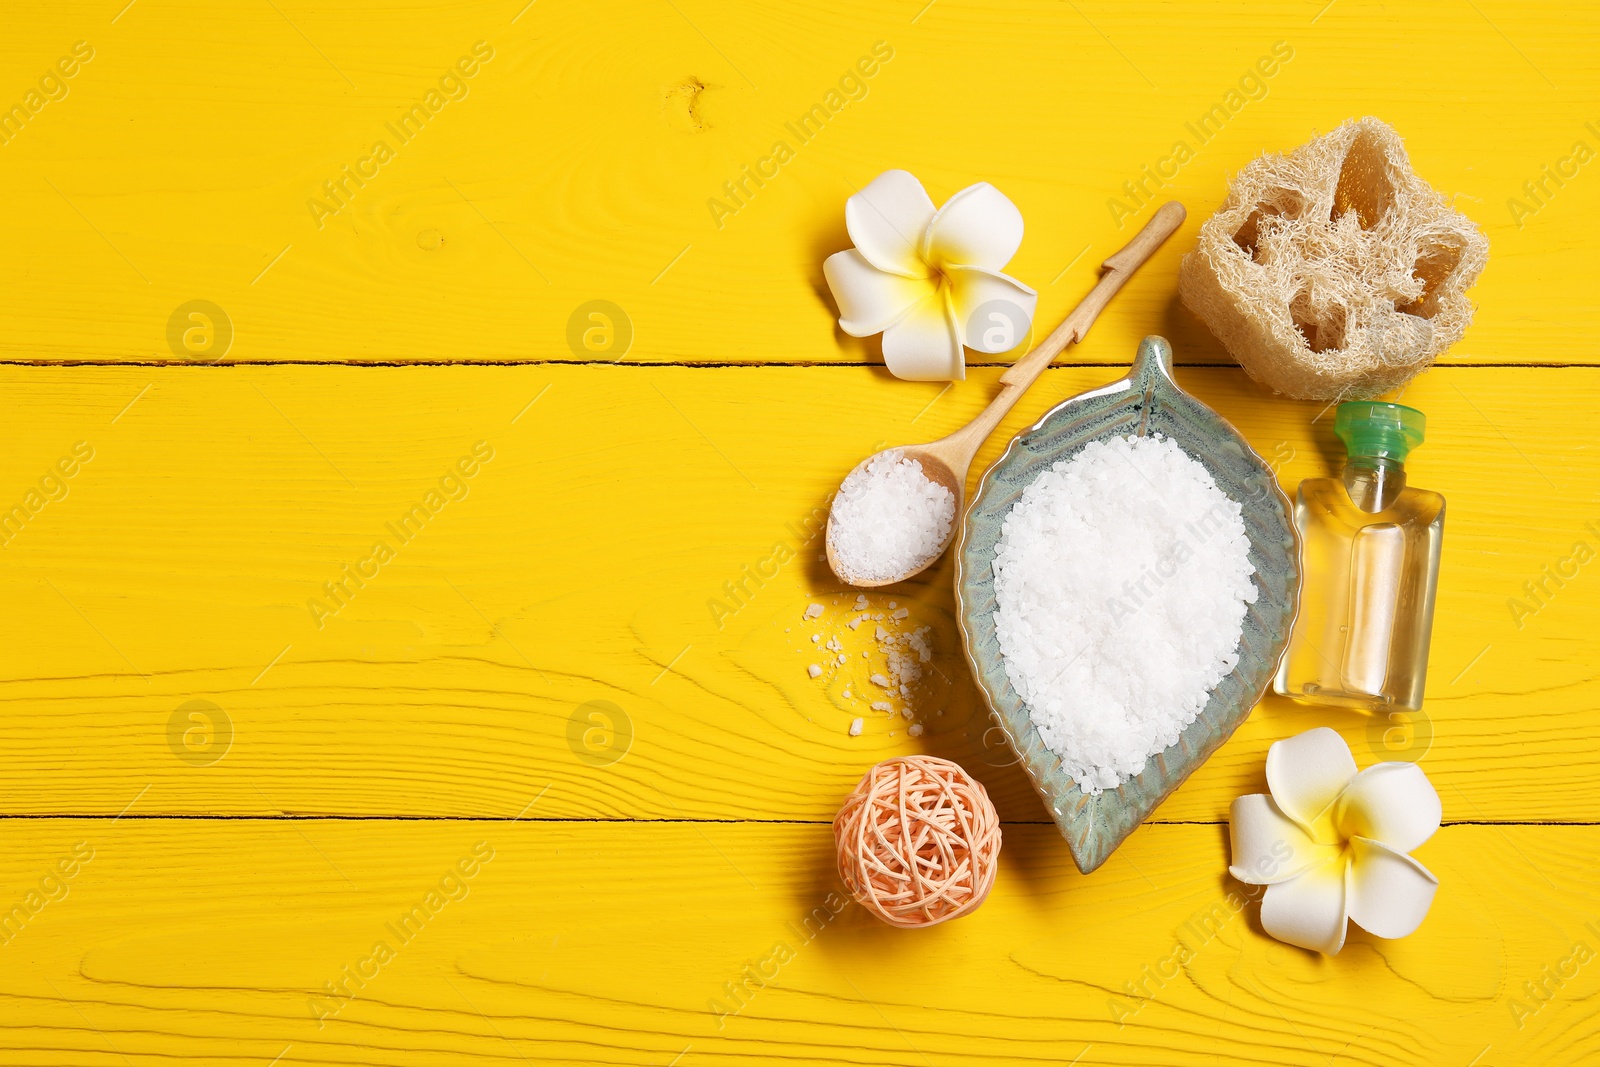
1273 402 1444 712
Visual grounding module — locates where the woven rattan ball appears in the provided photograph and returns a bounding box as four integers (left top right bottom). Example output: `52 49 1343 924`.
833 755 1001 928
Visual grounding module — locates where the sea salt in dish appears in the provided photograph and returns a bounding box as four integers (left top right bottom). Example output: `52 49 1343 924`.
992 434 1257 793
828 449 955 585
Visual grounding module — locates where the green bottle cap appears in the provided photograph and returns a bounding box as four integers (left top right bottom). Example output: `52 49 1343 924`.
1334 401 1425 464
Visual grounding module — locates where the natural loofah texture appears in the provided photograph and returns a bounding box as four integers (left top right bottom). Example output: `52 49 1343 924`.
833 756 1001 928
1179 117 1488 401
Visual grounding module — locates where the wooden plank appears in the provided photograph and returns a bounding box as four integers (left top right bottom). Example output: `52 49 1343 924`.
0 363 1593 821
0 1 1593 363
0 819 1592 1065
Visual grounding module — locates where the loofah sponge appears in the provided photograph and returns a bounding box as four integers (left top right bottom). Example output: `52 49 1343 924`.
1179 117 1488 400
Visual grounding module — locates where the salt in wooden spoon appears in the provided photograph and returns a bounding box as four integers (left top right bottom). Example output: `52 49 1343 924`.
826 200 1187 587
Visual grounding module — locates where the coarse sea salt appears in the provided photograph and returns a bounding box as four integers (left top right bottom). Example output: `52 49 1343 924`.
829 449 954 583
992 434 1257 794
802 590 936 737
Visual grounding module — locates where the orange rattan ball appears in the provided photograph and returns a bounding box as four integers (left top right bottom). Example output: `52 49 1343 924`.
833 755 1002 928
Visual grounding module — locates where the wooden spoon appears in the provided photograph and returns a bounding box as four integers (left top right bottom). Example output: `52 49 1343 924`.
826 201 1187 588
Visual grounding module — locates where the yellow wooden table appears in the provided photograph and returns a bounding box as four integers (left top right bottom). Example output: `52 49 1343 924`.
1 1 1596 1063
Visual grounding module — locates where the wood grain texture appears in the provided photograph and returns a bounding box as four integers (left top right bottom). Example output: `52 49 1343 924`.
0 1 1594 364
0 820 1593 1066
0 363 1593 822
2 1 1596 1062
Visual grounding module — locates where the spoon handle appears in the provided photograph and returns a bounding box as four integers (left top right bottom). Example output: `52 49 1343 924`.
927 202 1185 475
999 200 1187 389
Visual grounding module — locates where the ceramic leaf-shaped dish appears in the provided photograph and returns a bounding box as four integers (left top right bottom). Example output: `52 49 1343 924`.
955 335 1300 874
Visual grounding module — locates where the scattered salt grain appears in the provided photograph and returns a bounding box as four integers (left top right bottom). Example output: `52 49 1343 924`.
849 717 864 736
807 664 822 678
892 608 909 620
871 701 893 713
828 449 955 583
992 434 1257 794
811 634 821 643
870 673 892 688
804 603 824 620
909 723 924 737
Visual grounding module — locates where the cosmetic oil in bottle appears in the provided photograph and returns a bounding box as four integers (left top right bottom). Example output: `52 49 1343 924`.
1274 402 1444 712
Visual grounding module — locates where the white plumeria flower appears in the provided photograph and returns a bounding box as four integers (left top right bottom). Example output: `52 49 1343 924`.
823 170 1038 382
1229 727 1441 955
